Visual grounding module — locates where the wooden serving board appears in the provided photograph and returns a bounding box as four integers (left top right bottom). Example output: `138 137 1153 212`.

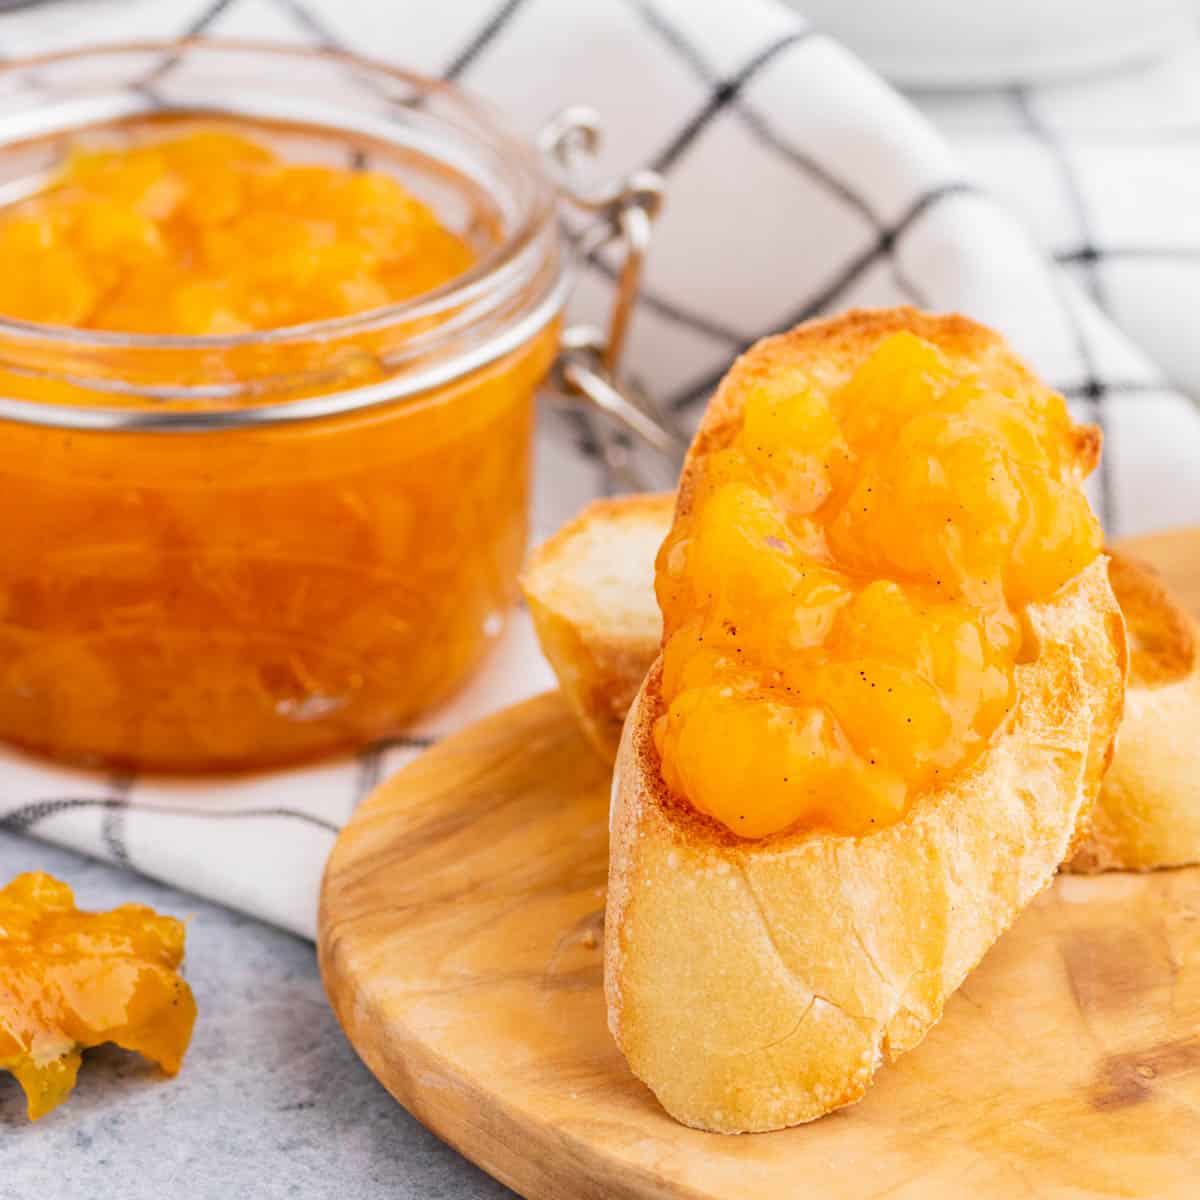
318 527 1200 1200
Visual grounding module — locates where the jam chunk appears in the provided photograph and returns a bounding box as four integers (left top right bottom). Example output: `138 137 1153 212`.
0 872 196 1120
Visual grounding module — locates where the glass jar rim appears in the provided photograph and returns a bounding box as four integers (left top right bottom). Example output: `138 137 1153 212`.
0 37 560 350
0 38 568 429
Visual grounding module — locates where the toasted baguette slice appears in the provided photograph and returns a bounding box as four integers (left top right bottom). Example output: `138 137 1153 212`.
1067 552 1200 872
605 308 1127 1133
520 495 674 760
526 500 1200 876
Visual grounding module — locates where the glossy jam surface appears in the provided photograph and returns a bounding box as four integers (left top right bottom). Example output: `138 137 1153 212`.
0 131 475 332
0 129 554 770
0 872 196 1120
654 331 1103 839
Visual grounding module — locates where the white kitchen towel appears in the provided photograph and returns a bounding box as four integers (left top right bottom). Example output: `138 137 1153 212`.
0 0 1197 939
920 48 1200 406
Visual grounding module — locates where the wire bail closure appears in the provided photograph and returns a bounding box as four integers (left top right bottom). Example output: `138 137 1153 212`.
540 107 686 474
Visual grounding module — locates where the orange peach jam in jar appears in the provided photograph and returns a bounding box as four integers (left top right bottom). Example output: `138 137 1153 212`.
0 131 477 333
655 327 1103 838
0 43 564 771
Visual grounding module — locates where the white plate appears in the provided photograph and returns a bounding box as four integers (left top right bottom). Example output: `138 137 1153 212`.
787 0 1196 88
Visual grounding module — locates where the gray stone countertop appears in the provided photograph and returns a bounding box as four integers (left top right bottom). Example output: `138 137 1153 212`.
0 833 516 1200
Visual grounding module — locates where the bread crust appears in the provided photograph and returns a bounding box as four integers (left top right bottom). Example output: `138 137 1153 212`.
1067 552 1200 872
604 308 1127 1133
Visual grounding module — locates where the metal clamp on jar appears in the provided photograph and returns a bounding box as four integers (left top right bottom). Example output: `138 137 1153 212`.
539 106 685 490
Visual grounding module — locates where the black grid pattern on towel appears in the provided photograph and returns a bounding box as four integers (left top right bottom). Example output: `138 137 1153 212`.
626 0 948 377
100 773 135 867
1057 246 1200 265
1009 86 1117 528
664 180 976 413
0 796 341 837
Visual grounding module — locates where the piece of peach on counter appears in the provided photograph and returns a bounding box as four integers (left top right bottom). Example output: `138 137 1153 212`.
0 871 196 1120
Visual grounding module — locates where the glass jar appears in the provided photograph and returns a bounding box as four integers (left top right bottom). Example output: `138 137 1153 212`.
0 41 664 773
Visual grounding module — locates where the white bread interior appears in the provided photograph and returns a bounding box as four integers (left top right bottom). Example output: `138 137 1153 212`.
521 495 672 760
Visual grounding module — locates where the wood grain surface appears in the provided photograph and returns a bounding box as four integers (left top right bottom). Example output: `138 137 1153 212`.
318 527 1200 1200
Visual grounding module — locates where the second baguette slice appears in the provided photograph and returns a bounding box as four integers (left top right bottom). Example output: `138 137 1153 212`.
521 495 670 760
1068 552 1200 871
